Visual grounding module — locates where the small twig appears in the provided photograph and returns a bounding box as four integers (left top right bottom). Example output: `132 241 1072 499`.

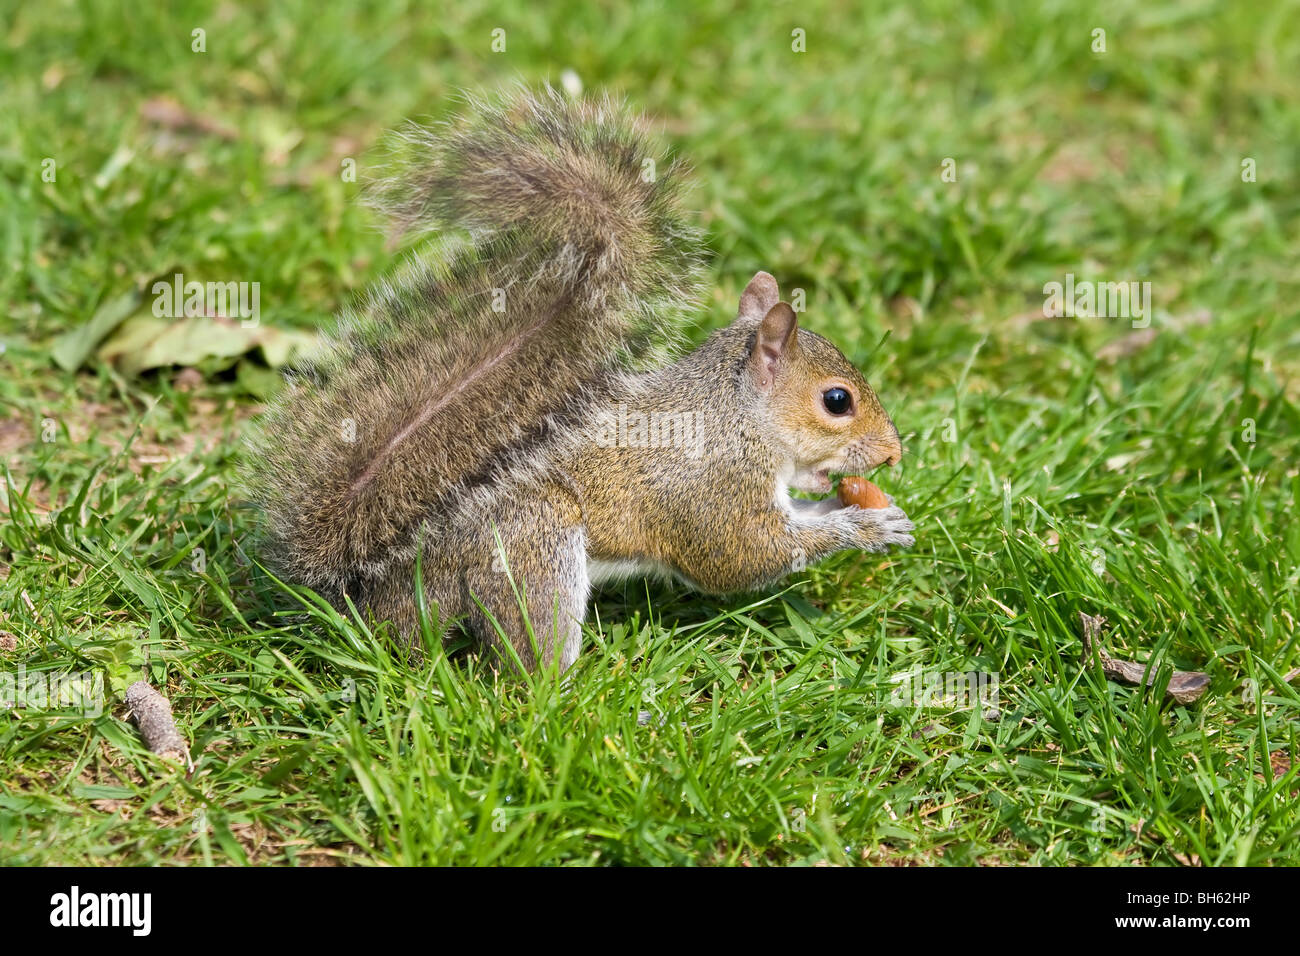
125 681 192 771
1079 613 1107 660
1079 613 1210 705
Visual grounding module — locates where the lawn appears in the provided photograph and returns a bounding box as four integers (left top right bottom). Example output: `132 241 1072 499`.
1 0 1298 865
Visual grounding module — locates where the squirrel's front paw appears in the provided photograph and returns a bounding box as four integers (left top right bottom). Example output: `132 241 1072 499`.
852 503 915 551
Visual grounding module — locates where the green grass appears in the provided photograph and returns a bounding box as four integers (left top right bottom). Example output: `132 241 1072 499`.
2 0 1299 865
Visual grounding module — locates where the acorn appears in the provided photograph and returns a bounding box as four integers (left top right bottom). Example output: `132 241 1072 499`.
837 475 889 509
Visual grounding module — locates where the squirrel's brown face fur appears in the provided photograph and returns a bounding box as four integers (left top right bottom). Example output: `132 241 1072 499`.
738 272 902 495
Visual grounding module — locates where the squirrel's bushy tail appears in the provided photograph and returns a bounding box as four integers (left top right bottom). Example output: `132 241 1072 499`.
246 86 704 599
373 87 702 344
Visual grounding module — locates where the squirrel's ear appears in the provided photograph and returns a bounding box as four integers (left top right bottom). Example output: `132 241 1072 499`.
749 302 799 390
738 271 780 322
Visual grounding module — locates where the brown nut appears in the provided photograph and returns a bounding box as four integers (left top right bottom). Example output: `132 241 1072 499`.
837 475 889 509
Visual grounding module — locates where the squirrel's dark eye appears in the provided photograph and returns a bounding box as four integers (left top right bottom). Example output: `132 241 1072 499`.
822 387 852 415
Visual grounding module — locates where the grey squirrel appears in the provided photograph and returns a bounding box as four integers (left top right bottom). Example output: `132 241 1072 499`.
246 87 914 672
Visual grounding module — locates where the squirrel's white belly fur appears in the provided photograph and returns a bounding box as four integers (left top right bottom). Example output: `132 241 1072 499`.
587 557 679 587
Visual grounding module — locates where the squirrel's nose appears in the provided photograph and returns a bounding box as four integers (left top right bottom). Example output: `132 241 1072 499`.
865 431 902 469
880 428 902 467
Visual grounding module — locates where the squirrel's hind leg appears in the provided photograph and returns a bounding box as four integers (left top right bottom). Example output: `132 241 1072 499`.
456 481 590 674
